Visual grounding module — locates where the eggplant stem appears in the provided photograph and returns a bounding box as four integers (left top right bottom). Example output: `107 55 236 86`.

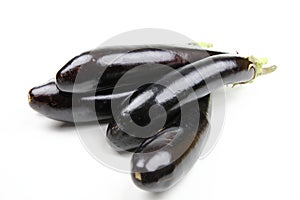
233 56 277 87
248 56 277 81
262 65 277 75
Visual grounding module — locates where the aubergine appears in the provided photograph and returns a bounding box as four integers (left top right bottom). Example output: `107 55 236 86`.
131 95 211 192
115 54 276 137
56 44 228 93
28 80 133 123
106 95 211 152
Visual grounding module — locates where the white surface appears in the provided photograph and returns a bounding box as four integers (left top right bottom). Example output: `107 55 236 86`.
1 0 299 199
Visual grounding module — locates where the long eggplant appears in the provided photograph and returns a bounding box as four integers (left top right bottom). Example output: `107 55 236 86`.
115 54 276 136
56 44 227 93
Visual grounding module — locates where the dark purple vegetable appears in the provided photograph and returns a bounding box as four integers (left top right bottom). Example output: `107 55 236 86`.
106 110 181 152
28 80 133 123
115 54 276 136
106 95 211 152
131 95 211 192
56 44 227 93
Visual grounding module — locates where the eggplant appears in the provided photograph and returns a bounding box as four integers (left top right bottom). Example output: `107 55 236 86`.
56 44 227 93
28 80 133 123
131 95 211 192
106 95 211 152
106 109 181 152
115 54 276 136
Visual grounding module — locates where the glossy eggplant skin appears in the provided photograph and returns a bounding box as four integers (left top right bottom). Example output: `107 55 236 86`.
106 120 148 152
28 81 132 123
106 112 181 152
131 95 211 192
116 54 254 133
56 44 226 93
106 95 211 152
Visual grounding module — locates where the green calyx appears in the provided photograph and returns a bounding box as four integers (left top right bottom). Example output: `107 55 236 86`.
188 42 213 48
197 42 213 48
233 56 277 87
247 56 277 82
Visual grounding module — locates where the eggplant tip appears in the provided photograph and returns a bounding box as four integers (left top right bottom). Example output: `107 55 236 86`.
134 172 142 181
28 90 33 103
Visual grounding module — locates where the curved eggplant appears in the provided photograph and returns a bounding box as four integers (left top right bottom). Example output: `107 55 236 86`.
116 54 276 135
56 44 227 93
106 95 211 152
131 95 211 192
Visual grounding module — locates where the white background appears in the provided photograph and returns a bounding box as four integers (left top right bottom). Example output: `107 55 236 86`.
1 0 299 199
